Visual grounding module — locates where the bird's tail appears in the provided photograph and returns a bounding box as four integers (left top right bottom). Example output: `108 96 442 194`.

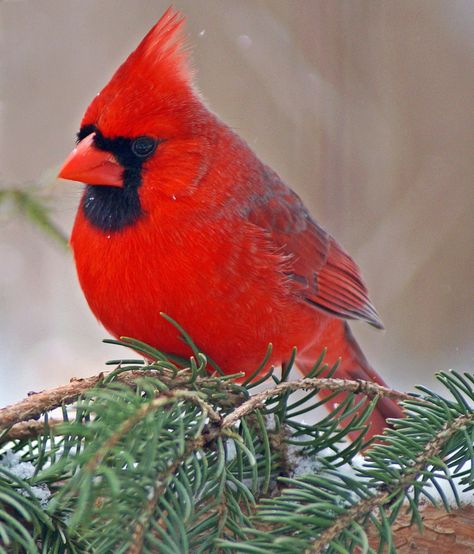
296 321 403 441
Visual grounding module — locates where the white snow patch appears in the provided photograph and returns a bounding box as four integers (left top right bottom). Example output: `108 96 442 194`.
1 450 51 507
288 443 322 477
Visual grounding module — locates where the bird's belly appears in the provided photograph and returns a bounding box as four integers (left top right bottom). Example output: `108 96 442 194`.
72 217 326 376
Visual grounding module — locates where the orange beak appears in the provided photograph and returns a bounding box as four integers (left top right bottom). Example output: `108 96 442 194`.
57 133 123 187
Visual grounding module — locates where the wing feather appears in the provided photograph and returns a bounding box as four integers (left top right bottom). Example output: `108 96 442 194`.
247 170 383 329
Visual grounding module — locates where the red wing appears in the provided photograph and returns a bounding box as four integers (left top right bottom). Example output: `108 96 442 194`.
247 174 384 329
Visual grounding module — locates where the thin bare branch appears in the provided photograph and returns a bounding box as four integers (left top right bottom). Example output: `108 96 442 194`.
222 377 413 429
0 374 105 429
0 365 239 433
1 373 411 436
1 419 63 443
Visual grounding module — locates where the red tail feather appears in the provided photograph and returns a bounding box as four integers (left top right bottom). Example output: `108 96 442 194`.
297 321 403 441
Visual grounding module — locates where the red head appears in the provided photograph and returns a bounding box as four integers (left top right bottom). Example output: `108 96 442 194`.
58 8 215 229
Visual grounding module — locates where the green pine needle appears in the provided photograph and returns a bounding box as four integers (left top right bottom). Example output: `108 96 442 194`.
0 338 472 553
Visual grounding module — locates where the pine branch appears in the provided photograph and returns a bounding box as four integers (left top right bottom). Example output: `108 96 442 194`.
83 390 217 475
309 410 473 552
223 371 474 554
129 436 205 554
0 368 224 430
1 335 472 553
0 372 411 433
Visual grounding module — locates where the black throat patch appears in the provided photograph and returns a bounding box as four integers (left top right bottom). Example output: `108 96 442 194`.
82 183 142 233
78 126 153 233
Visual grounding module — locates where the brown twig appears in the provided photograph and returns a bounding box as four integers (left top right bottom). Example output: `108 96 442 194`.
221 377 414 429
0 373 411 440
0 369 219 432
1 419 64 443
0 374 105 429
0 369 413 436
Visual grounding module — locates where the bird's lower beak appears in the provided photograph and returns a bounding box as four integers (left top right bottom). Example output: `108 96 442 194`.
57 133 123 187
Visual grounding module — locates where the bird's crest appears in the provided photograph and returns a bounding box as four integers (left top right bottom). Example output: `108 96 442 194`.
124 7 192 84
81 7 194 135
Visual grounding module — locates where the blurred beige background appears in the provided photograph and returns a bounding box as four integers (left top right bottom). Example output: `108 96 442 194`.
1 0 473 406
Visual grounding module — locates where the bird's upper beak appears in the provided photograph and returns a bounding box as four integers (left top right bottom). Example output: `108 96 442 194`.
57 133 123 187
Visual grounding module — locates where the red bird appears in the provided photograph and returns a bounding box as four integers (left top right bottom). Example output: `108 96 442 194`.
58 8 402 437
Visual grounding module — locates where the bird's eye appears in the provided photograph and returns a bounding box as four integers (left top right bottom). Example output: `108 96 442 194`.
131 136 157 158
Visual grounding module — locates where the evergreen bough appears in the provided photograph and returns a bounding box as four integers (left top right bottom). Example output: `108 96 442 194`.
0 323 473 553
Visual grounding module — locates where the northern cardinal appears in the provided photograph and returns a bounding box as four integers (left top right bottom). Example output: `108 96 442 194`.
58 8 402 438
